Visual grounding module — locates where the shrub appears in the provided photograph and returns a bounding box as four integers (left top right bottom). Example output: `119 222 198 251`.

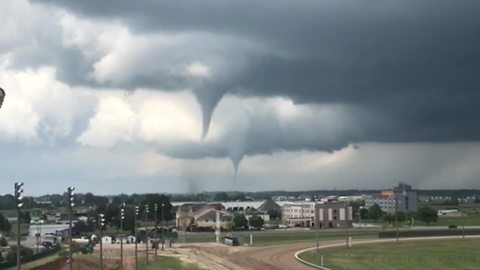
5 245 34 263
0 237 7 247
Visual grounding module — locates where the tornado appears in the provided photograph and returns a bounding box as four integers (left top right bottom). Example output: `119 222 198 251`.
193 82 227 139
0 87 5 109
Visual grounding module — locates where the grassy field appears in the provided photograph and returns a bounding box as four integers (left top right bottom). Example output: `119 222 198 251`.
300 239 480 270
138 256 202 270
179 228 380 246
429 203 480 226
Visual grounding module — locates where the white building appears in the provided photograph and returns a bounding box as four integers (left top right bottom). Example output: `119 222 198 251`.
101 236 113 244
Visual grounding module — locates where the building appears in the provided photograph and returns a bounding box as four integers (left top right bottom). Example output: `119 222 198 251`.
101 236 113 244
176 203 233 231
365 182 418 214
281 202 353 229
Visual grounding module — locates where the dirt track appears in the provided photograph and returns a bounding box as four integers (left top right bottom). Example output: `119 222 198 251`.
180 241 328 270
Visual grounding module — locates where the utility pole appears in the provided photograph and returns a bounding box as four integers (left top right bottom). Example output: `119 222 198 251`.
154 203 158 257
99 213 105 270
120 205 125 270
35 220 40 254
67 187 75 270
161 203 165 250
395 195 399 243
14 182 24 270
134 206 139 270
396 183 407 243
145 204 149 264
315 199 320 255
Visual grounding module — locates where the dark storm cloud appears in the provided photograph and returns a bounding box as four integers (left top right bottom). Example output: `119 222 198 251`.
30 0 480 144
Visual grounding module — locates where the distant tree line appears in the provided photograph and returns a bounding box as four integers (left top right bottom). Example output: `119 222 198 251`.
358 203 438 226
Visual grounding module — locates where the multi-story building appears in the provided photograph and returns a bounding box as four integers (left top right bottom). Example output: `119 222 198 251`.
365 182 418 214
281 202 353 229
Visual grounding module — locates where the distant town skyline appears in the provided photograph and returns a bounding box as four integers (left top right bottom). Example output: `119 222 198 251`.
2 0 480 194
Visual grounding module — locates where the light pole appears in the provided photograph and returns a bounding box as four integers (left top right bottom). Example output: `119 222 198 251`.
161 203 165 251
99 213 105 270
154 203 158 257
145 204 149 265
34 220 40 254
120 205 125 270
395 184 407 243
314 198 319 254
394 194 400 243
134 206 139 270
14 182 24 270
67 187 75 270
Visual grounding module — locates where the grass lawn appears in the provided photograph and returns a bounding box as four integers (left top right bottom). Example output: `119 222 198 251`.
181 229 379 246
17 251 63 269
246 230 377 246
300 239 480 270
138 256 202 270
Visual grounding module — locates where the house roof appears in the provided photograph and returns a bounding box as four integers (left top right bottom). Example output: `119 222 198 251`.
257 199 281 212
177 203 223 214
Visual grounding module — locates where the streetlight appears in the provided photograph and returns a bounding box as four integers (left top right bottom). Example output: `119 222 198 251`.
161 203 165 251
99 213 105 270
154 203 158 257
145 204 149 264
67 186 75 270
14 182 24 270
134 206 139 270
120 205 125 270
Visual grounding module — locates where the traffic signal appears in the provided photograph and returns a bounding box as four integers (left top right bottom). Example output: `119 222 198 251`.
67 187 75 207
120 208 125 221
14 182 24 208
99 213 105 229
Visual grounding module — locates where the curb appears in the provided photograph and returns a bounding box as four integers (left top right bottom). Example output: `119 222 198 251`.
294 247 332 270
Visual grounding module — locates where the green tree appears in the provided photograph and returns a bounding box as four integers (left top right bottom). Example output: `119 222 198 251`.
383 214 395 224
397 212 407 223
233 214 248 229
349 200 365 217
19 211 31 224
73 221 95 235
359 208 369 220
214 192 230 202
368 204 383 221
418 206 438 225
141 194 173 221
0 213 11 232
249 216 264 228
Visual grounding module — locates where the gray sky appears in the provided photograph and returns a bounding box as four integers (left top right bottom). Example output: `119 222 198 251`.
1 0 480 195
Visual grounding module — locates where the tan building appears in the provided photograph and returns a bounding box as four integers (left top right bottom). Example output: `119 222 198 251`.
176 203 233 231
282 202 353 229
